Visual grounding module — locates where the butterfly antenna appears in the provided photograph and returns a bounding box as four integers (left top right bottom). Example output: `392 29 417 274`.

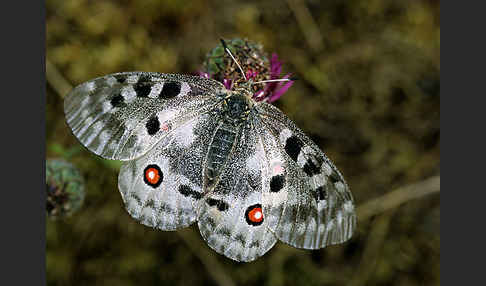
220 39 247 81
253 77 298 85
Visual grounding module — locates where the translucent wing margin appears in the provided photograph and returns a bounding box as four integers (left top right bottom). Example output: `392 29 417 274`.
64 72 225 161
256 102 356 249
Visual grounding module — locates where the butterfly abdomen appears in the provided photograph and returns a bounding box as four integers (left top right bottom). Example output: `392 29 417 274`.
205 124 239 189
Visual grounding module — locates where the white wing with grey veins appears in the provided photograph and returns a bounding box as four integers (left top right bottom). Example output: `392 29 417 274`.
64 72 225 161
256 102 356 249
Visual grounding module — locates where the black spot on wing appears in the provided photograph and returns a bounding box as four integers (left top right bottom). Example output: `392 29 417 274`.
285 135 304 162
134 82 152 98
315 186 327 201
159 81 181 99
178 185 202 200
146 115 160 135
110 93 125 108
270 175 285 192
303 158 321 176
206 198 229 212
133 75 153 97
329 170 341 184
114 75 126 83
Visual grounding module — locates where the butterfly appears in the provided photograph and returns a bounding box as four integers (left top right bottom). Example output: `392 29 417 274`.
64 43 356 262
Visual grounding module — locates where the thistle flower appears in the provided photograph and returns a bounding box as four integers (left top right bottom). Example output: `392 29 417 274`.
256 53 294 103
199 38 294 103
46 159 85 219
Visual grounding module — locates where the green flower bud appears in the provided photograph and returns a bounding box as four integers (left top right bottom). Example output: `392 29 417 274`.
46 159 85 219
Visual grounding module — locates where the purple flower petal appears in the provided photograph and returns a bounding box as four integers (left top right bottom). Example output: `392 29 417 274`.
198 71 211 79
268 74 294 102
246 69 259 79
223 78 233 90
252 90 265 101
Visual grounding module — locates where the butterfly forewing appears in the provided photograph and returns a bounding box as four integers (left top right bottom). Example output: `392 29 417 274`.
64 72 225 161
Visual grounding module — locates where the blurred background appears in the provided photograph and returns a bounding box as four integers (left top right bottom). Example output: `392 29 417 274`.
46 0 440 285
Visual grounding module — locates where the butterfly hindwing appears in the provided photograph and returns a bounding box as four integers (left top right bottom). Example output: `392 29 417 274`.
118 112 221 230
64 72 225 161
197 125 278 262
256 102 356 249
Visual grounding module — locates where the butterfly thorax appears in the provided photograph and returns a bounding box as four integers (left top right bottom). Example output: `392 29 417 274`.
221 91 253 126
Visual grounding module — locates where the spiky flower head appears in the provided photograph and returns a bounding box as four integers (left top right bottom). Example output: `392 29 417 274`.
46 159 85 219
199 38 293 103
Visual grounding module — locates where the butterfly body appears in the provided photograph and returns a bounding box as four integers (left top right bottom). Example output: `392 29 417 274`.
65 71 356 262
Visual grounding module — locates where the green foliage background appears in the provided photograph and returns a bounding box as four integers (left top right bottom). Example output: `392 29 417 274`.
46 0 440 285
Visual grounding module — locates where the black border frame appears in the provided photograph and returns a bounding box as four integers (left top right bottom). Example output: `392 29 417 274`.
3 1 46 284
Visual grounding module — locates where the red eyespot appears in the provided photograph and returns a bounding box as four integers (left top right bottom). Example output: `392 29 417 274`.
249 208 263 222
245 204 264 226
145 168 160 184
143 164 163 188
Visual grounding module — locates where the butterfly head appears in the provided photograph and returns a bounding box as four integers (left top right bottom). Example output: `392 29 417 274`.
201 39 295 103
